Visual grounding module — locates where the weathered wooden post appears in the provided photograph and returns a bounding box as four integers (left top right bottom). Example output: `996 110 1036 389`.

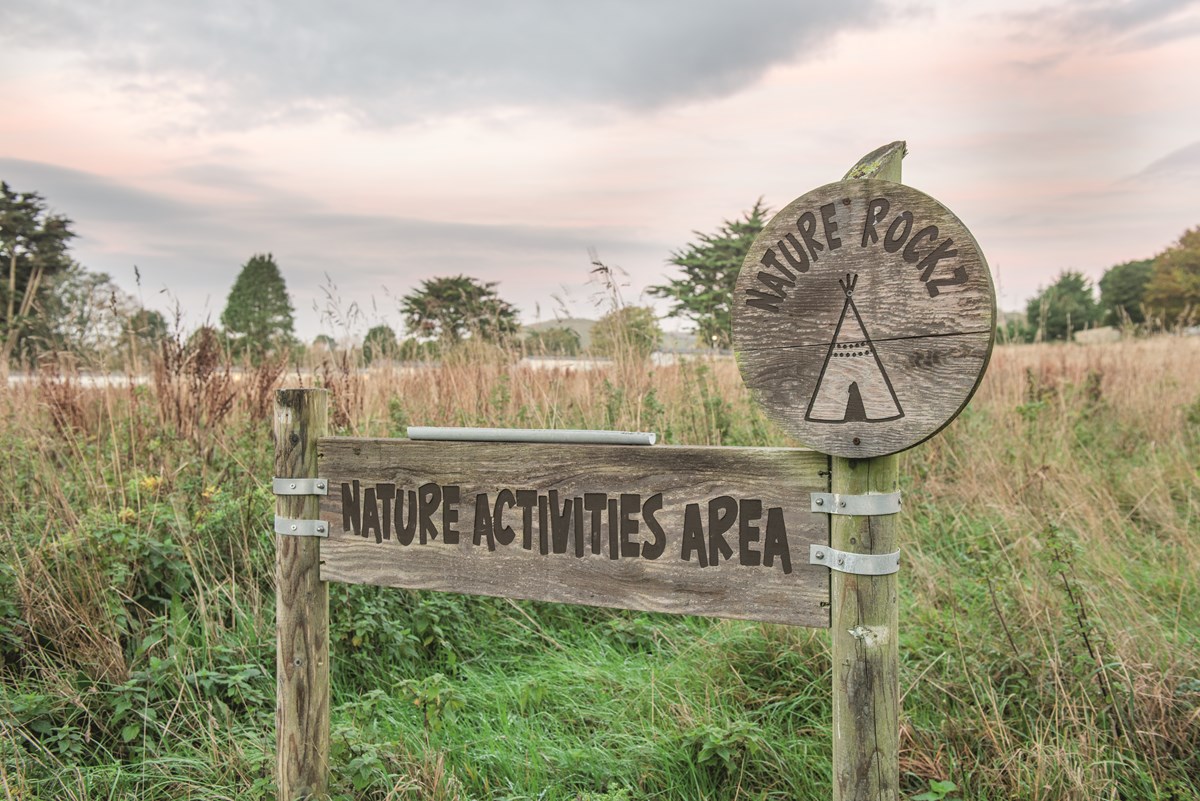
274 388 331 801
829 143 904 801
732 141 995 800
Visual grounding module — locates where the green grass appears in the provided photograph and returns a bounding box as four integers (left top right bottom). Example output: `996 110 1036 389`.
1 337 1198 799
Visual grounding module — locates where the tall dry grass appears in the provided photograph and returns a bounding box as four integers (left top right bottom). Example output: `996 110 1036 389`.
0 335 1197 799
902 339 1200 799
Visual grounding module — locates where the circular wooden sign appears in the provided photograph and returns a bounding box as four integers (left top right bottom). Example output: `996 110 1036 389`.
732 179 995 458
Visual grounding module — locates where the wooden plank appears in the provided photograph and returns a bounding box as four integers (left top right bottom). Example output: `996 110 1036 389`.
317 439 831 628
274 389 330 801
731 177 995 458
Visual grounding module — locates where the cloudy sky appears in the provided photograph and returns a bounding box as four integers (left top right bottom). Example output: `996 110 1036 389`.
2 0 1198 340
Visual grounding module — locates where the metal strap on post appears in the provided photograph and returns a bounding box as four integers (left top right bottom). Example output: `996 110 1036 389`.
810 490 902 575
272 477 330 537
275 516 329 538
273 477 330 496
811 490 901 515
810 544 900 575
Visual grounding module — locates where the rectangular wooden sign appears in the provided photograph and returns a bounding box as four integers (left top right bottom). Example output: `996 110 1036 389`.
317 439 831 627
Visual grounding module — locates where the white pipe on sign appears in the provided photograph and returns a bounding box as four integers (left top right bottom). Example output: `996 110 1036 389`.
406 427 657 446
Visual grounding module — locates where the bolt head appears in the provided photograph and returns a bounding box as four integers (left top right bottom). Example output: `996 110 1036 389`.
816 551 825 560
289 482 297 489
816 498 824 506
290 524 297 531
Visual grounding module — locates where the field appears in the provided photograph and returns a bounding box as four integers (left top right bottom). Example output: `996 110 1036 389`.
1 337 1198 800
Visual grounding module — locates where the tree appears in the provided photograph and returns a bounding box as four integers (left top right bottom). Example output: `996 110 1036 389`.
397 337 437 361
362 324 398 364
650 200 769 349
27 266 138 360
400 275 518 343
591 306 661 359
125 307 168 341
0 182 78 362
119 306 169 366
1025 271 1101 341
524 326 581 356
1144 227 1200 325
1099 259 1153 325
220 253 295 358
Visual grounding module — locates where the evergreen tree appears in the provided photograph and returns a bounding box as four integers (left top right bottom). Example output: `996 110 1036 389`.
1144 227 1200 325
591 306 661 359
362 324 398 364
220 253 295 358
1025 271 1100 341
650 200 768 349
0 181 78 362
400 275 518 343
1099 259 1153 325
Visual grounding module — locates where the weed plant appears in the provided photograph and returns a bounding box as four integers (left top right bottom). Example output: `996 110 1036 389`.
0 336 1197 799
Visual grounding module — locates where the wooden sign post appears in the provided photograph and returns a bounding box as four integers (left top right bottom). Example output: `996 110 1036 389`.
733 141 995 800
274 389 330 801
271 141 994 801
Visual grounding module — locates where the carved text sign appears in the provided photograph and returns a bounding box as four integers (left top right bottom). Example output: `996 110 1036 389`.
732 179 995 458
317 439 830 627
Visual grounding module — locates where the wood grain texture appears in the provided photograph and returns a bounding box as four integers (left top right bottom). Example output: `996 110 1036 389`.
274 389 329 801
732 179 995 458
829 142 905 801
317 439 831 628
831 455 899 801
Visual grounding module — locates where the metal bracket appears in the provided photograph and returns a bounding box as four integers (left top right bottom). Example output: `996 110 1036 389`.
274 515 329 538
811 491 901 516
272 477 329 496
809 544 900 575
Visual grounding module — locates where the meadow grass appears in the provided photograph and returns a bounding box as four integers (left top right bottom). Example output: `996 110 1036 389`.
0 337 1197 799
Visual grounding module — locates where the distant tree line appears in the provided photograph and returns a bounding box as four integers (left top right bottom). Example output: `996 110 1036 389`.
0 181 170 364
0 179 669 366
1018 227 1200 341
10 176 1191 364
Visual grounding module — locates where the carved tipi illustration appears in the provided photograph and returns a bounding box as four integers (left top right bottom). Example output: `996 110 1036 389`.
805 274 904 423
